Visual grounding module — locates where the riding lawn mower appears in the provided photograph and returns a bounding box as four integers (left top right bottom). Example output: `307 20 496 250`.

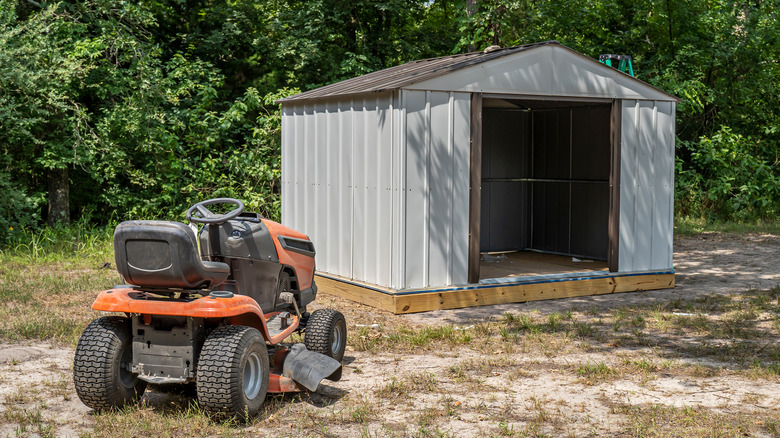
73 198 347 418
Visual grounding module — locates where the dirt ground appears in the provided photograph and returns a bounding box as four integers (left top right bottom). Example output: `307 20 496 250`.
1 233 778 437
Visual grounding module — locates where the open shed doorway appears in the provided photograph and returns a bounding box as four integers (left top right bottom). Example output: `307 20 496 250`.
478 97 616 281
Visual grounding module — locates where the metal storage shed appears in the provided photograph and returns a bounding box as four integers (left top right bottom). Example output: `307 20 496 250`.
278 41 678 314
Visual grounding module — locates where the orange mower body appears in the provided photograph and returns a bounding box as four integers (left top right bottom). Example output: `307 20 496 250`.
73 199 347 418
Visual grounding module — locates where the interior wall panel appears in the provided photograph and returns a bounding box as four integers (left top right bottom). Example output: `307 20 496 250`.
481 109 531 252
571 106 610 180
570 183 609 258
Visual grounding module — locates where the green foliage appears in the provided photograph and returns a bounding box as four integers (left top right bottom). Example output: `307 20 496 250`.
0 0 778 239
0 0 299 229
0 169 43 244
677 127 780 220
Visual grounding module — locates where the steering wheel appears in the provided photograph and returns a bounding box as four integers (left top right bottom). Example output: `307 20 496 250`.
186 198 245 224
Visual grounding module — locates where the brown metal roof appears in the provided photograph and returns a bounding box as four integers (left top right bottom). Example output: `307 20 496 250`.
278 41 558 103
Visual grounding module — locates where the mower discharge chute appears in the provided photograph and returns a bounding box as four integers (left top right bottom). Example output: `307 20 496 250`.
73 198 347 418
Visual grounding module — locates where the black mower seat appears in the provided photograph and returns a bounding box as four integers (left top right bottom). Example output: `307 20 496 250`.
114 220 229 289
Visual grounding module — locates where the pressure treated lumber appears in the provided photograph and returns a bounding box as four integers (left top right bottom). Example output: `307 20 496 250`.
316 272 675 314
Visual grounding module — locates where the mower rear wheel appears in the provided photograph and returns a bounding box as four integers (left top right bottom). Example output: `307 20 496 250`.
304 309 347 362
73 316 147 410
196 325 269 419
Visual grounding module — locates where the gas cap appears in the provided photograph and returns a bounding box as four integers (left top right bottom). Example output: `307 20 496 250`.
209 291 234 299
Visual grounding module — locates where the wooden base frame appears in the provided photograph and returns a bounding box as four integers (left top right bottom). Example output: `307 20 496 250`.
316 271 675 314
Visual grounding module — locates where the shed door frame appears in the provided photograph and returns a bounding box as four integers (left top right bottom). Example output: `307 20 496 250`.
467 94 621 284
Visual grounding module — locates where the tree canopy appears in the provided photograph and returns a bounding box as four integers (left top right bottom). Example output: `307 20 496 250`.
1 0 778 243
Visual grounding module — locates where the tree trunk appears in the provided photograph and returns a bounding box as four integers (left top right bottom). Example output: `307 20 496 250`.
466 0 478 52
47 167 70 227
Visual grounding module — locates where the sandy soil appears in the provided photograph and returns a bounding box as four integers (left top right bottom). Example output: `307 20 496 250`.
1 233 778 437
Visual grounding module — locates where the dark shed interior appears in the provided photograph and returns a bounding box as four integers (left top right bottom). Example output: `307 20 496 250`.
480 97 612 276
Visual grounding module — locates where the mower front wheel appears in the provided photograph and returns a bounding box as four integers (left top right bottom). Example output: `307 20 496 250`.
73 316 147 410
305 309 347 362
196 326 269 419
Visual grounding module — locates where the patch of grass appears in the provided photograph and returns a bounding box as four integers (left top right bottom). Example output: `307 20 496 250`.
496 421 517 437
502 313 537 332
0 227 117 345
4 313 84 344
439 396 460 417
573 321 596 338
407 372 438 392
415 406 443 428
2 405 55 438
351 324 475 353
547 313 563 330
374 377 410 400
348 403 377 424
746 361 780 379
400 325 473 347
89 402 245 438
630 358 658 373
674 217 780 236
1 219 115 261
456 356 517 375
614 402 780 437
576 361 615 383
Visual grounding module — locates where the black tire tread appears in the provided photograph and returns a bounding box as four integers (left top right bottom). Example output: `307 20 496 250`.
304 309 347 361
196 325 268 417
73 316 145 410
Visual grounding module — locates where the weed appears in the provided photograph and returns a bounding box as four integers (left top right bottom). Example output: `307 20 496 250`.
415 407 442 428
503 313 536 332
574 321 595 338
496 421 516 436
674 217 780 237
374 377 409 399
633 358 658 373
2 405 55 438
349 404 377 424
616 402 780 437
408 372 438 392
439 396 460 417
577 361 614 382
547 313 563 330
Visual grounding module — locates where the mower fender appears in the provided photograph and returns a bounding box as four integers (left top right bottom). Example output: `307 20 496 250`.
282 343 342 392
92 288 299 344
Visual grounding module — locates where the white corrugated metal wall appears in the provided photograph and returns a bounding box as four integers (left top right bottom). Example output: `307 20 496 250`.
618 100 675 272
281 90 472 290
401 90 471 289
281 93 397 287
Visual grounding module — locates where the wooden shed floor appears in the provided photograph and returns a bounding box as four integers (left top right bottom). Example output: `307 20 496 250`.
479 251 608 280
